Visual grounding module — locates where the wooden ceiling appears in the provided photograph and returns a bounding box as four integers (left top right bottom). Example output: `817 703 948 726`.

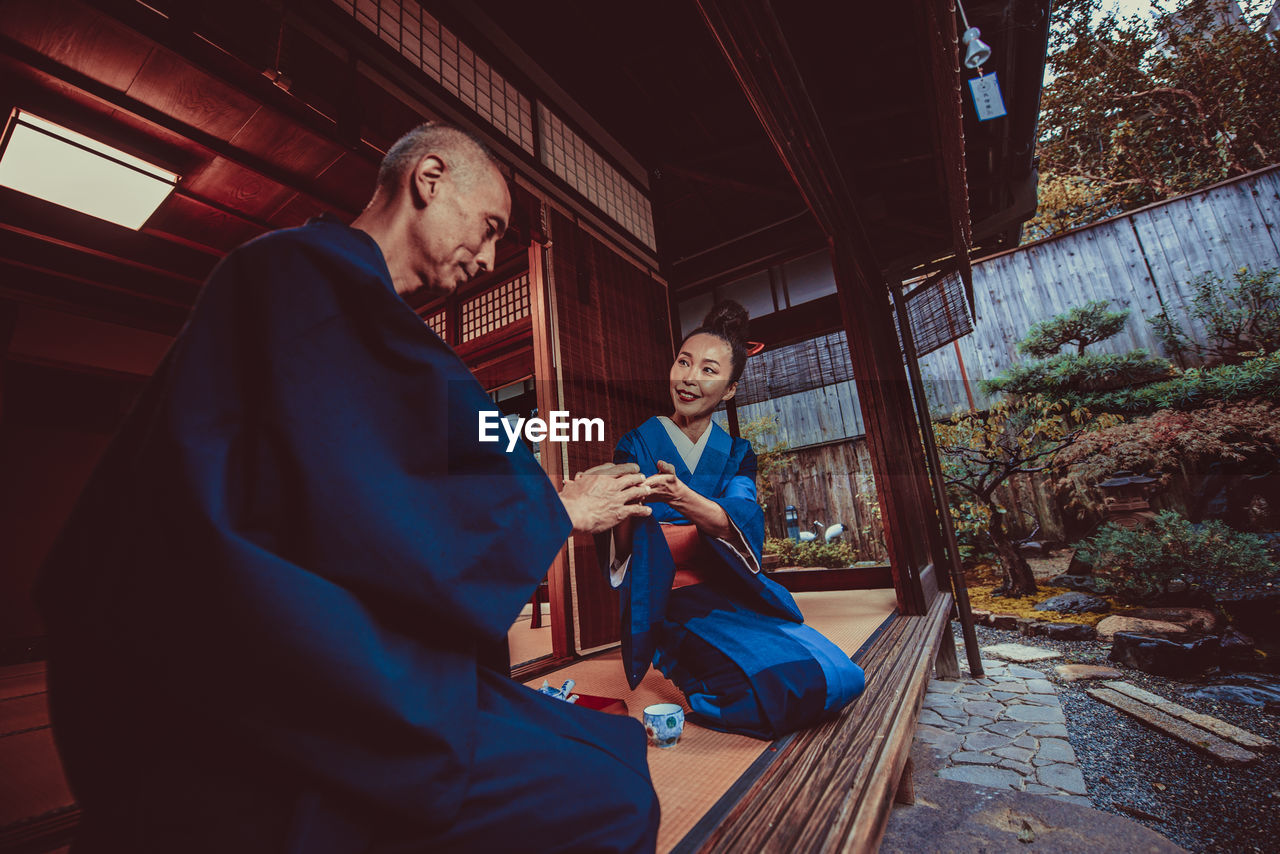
0 0 532 338
467 0 1052 289
0 0 1051 340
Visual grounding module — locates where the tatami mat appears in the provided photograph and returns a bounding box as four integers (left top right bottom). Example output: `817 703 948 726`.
507 612 554 667
524 587 898 852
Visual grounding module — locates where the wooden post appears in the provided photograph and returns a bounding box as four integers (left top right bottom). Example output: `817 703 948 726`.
527 221 573 661
893 286 984 677
828 243 930 615
935 636 961 680
726 395 741 439
894 755 917 805
696 0 956 614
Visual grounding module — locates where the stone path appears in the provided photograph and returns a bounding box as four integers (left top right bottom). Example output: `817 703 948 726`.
914 655 1093 807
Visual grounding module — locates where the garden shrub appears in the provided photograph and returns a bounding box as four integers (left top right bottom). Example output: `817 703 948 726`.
1074 510 1276 602
948 497 996 566
1149 267 1280 366
980 299 1172 400
764 537 860 568
982 350 1173 396
1055 399 1280 490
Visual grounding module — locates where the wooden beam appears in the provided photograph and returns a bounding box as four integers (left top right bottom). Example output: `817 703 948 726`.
748 294 842 350
659 163 799 205
918 0 974 296
699 593 953 852
697 0 946 615
0 35 361 218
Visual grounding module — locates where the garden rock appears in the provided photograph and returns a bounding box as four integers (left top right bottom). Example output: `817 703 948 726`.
989 614 1019 630
1216 589 1280 644
1044 623 1096 641
979 643 1062 663
1183 672 1280 711
1218 627 1261 669
1095 615 1187 641
1018 620 1052 638
1049 572 1102 592
1034 592 1110 614
1054 664 1122 682
1121 606 1221 633
1109 631 1220 678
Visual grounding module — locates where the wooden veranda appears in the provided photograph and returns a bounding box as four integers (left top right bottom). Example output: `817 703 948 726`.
0 0 1051 851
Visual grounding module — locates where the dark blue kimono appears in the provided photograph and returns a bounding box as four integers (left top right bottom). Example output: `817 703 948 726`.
35 216 657 853
613 417 864 740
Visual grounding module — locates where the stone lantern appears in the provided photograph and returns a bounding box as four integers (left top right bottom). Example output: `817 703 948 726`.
1096 470 1160 528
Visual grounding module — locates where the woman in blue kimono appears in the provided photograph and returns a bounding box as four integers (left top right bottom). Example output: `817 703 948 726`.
608 301 865 740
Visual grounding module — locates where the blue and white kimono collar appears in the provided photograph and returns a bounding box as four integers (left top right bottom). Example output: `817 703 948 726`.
656 416 713 473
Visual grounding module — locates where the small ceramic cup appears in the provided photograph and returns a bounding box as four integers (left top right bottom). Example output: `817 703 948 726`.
643 703 685 748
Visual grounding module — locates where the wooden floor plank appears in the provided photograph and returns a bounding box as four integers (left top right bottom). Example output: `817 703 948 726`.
700 593 954 853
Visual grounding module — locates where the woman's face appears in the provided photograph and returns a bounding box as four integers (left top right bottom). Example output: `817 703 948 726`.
669 332 737 420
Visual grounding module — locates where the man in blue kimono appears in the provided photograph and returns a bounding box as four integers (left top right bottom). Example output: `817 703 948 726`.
36 124 659 853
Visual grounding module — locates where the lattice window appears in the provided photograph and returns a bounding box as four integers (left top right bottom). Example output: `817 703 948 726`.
537 103 656 251
460 273 531 343
333 0 535 155
423 308 447 340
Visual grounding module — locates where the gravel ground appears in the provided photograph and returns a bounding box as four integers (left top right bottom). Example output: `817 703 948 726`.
958 623 1280 854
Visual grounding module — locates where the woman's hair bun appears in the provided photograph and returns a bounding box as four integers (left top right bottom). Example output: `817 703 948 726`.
700 300 749 345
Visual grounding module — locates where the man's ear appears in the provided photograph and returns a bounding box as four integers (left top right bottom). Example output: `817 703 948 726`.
411 154 447 208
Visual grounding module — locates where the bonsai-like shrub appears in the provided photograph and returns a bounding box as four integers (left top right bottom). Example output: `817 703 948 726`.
980 300 1173 399
1074 510 1276 603
1069 351 1280 415
985 350 1174 397
1018 299 1131 358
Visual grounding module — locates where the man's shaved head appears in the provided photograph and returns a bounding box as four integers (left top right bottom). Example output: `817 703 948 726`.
359 121 511 297
376 123 498 197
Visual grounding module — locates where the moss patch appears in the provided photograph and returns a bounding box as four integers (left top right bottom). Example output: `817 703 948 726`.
965 585 1117 626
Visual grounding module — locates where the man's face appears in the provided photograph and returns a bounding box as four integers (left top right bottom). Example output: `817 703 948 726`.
413 157 510 295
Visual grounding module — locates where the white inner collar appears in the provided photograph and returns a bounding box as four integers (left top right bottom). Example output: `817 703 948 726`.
658 416 713 473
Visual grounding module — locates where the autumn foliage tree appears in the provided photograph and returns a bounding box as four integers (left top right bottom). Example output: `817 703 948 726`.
936 397 1120 596
1027 0 1280 238
1054 398 1280 528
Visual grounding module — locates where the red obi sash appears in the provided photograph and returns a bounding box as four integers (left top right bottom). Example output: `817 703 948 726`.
662 523 714 589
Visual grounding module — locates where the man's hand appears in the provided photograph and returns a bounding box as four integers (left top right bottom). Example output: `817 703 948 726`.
558 462 653 534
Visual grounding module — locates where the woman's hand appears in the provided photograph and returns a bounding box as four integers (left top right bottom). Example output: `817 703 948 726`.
643 460 689 504
645 460 735 538
558 462 653 534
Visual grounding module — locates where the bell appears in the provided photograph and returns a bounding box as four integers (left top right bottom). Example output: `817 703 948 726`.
962 27 993 69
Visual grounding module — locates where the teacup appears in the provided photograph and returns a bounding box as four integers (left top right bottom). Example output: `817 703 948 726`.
643 703 685 748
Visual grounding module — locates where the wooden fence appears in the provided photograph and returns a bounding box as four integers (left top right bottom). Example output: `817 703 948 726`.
759 434 1068 556
919 164 1280 416
739 164 1280 551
